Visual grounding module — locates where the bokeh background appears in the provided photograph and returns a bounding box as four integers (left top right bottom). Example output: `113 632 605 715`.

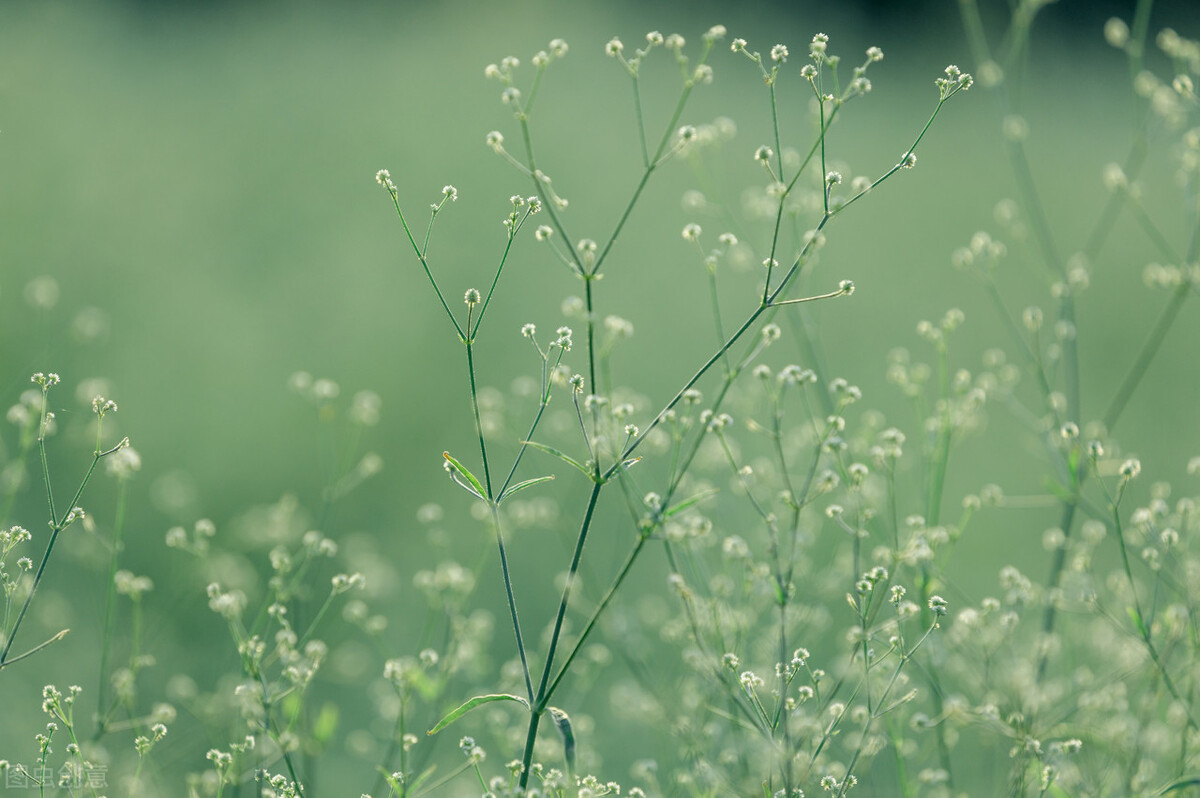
2 0 1198 794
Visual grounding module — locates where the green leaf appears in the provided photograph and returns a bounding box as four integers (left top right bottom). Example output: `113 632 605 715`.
1160 778 1200 795
405 764 437 794
521 441 597 482
548 706 575 774
499 474 555 503
663 488 719 518
443 451 487 500
1127 605 1148 638
1041 476 1074 503
427 693 530 736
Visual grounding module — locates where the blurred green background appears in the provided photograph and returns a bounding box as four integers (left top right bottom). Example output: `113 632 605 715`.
2 0 1198 794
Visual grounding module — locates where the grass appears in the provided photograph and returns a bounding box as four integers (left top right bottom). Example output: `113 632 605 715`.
1 1 1199 796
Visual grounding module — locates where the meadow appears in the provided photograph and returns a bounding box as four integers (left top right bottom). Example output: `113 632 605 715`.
1 0 1199 795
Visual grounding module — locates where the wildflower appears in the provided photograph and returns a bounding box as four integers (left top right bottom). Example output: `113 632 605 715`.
740 670 764 689
770 44 789 62
331 572 366 594
1119 458 1142 479
1104 17 1130 48
92 395 118 416
606 38 623 56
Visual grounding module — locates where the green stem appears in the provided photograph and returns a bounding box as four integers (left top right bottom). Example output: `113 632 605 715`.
387 192 464 339
925 341 953 526
464 342 494 500
1 448 104 666
542 530 650 703
518 481 603 789
1103 283 1191 432
95 479 129 734
491 506 534 704
474 208 532 339
632 75 649 169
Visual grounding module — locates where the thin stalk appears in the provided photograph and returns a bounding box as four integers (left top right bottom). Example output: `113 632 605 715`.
1035 500 1079 682
584 277 599 397
1103 283 1191 432
491 506 534 704
542 530 651 703
386 191 465 340
95 478 129 733
464 342 494 500
2 444 110 666
472 241 517 339
0 629 69 668
632 75 650 169
761 79 785 303
617 215 841 472
925 341 953 526
518 482 603 789
707 267 731 373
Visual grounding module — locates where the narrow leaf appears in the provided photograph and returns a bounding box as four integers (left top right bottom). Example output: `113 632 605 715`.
1127 605 1148 638
447 470 485 500
443 451 487 500
427 693 529 736
499 474 555 503
407 764 437 794
663 488 719 518
548 706 576 774
1041 477 1074 503
1160 777 1200 794
521 441 596 482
